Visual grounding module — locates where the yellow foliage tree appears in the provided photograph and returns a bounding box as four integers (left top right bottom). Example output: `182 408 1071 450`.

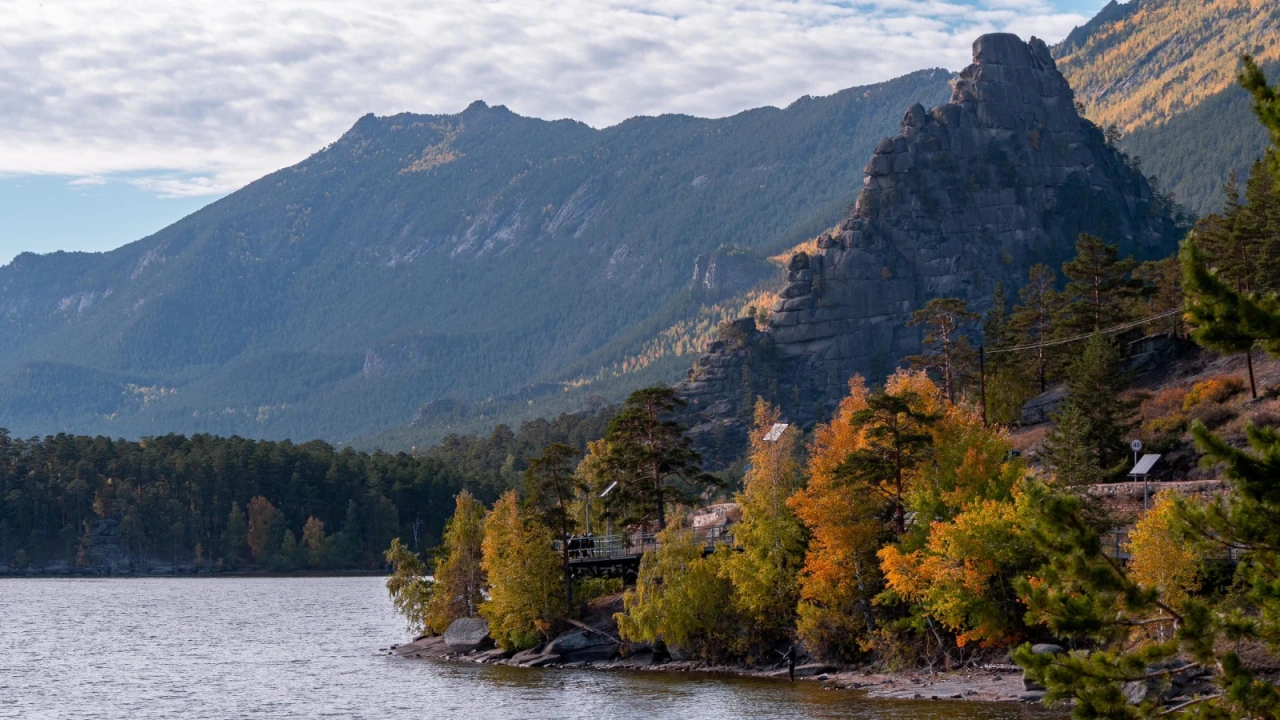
616 525 736 660
722 398 807 650
789 376 885 660
479 491 566 651
423 490 487 634
879 488 1037 648
1126 491 1201 614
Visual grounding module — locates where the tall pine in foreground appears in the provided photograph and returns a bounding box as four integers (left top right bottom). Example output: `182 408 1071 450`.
1014 58 1280 719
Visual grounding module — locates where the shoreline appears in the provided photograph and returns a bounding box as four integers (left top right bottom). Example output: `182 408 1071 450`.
388 635 1046 705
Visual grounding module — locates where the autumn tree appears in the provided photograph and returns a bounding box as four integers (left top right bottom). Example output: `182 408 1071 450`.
617 525 737 660
423 490 487 633
878 396 1039 652
1126 492 1200 617
1057 233 1146 335
246 496 283 563
722 399 807 650
1011 263 1063 394
302 516 329 569
603 387 714 530
523 442 583 611
385 538 434 635
480 491 565 651
907 297 979 403
790 376 883 659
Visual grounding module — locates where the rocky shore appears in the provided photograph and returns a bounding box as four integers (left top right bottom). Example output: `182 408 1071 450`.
385 598 1051 706
388 632 1045 704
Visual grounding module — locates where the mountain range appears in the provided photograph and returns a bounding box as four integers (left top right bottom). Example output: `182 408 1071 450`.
0 0 1274 449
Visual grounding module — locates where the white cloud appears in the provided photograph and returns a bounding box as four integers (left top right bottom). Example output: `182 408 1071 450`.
0 0 1091 196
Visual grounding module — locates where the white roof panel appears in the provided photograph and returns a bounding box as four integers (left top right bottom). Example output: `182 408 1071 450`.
1131 454 1161 476
763 423 790 442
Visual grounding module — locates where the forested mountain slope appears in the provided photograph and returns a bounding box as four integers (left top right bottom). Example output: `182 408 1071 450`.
0 70 953 444
1054 0 1280 214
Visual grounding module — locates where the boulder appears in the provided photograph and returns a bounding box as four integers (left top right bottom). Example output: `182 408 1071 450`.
1023 644 1064 690
1021 386 1067 426
444 617 493 653
545 629 615 656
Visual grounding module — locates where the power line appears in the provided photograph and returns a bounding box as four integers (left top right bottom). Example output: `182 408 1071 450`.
985 309 1182 354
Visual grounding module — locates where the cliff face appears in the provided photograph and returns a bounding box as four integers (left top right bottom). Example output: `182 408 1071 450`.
679 34 1188 462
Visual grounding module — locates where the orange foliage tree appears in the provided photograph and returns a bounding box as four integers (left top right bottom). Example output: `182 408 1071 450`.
789 376 883 660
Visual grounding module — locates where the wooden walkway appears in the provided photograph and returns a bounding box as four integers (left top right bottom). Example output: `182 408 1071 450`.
555 527 734 579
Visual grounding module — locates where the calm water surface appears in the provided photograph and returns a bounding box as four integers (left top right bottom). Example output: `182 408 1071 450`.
1 577 1056 719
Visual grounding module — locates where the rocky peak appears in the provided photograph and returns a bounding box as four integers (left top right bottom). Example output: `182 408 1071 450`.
678 33 1188 465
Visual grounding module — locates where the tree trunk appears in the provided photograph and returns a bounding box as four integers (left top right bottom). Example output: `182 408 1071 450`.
1247 346 1258 400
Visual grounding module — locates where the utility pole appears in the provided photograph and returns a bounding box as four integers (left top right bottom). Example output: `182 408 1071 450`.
979 345 987 426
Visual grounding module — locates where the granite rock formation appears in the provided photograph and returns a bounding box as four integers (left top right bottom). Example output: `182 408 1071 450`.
679 34 1189 464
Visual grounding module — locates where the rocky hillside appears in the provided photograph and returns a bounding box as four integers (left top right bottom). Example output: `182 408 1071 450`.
680 34 1190 462
1054 0 1280 214
0 70 953 444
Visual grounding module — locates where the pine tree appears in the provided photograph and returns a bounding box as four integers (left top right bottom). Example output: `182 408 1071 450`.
984 282 1035 424
906 297 979 404
223 502 247 564
835 378 940 536
602 387 715 531
1057 234 1146 336
1040 404 1104 488
1191 166 1268 397
1011 263 1062 394
1045 334 1138 483
523 442 583 612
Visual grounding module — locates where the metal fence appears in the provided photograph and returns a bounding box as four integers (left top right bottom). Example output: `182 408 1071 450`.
555 525 734 562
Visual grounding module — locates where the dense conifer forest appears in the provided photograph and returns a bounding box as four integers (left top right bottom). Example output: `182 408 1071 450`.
0 409 611 571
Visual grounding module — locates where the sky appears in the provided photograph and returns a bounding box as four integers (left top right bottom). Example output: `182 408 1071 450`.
0 0 1110 266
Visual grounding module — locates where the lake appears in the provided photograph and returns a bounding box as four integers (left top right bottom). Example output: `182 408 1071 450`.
1 576 1056 719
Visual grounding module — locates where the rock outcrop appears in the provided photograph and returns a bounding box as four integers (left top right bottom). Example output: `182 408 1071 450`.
444 617 493 653
679 33 1188 463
